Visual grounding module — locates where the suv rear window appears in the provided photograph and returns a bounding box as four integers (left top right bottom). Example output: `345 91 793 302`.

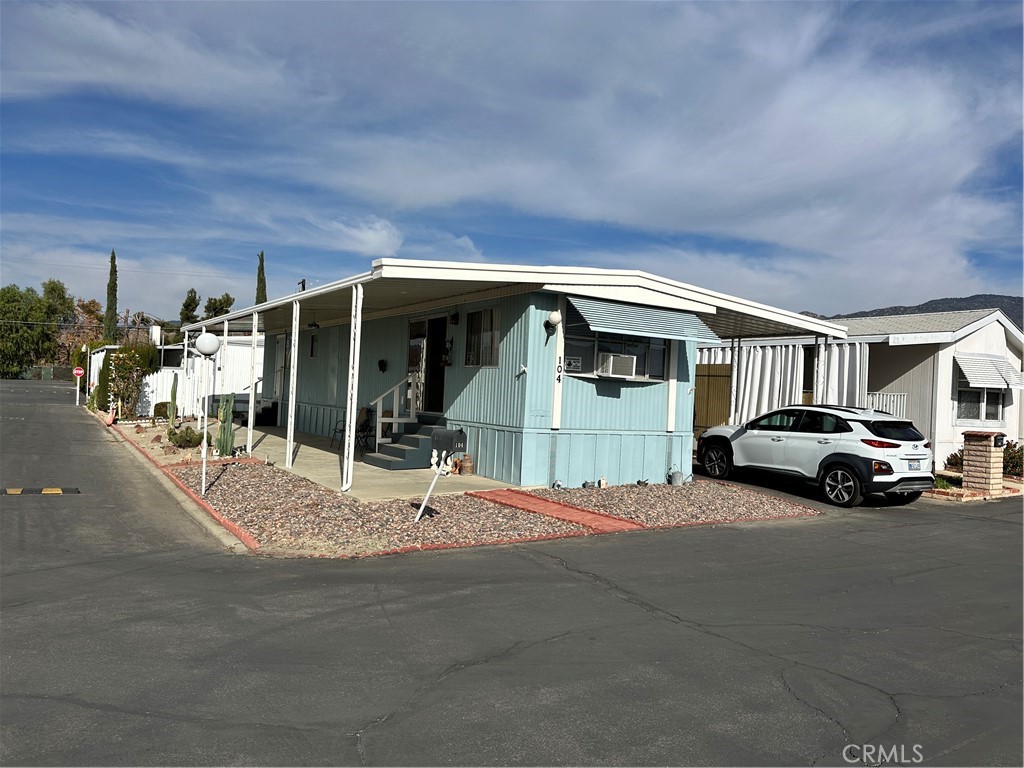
862 421 925 441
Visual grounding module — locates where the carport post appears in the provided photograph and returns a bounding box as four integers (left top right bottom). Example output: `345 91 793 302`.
341 284 364 492
285 300 300 468
728 337 740 423
247 311 258 455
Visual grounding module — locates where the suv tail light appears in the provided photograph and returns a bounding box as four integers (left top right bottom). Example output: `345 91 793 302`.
861 439 901 449
873 461 894 475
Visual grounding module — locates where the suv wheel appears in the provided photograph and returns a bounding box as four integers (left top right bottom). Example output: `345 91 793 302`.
703 444 732 480
820 465 863 507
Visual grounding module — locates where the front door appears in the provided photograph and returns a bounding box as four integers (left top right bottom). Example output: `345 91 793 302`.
408 317 448 413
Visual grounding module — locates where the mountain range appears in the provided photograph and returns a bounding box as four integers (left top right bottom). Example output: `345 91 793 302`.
801 294 1023 330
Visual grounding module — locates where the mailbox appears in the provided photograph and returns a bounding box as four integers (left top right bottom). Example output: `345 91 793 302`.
431 428 467 454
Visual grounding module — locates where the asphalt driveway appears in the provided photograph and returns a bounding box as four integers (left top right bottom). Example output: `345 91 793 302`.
2 380 1021 766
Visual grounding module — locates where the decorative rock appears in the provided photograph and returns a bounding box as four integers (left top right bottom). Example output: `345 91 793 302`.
151 434 162 443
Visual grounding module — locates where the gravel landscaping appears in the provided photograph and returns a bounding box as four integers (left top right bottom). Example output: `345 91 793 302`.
168 460 820 559
529 481 820 528
171 462 589 557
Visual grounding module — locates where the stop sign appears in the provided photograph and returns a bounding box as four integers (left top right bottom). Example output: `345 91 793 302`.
73 366 85 378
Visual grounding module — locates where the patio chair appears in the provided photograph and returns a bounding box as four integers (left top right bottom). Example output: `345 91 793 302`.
354 407 374 455
329 418 345 450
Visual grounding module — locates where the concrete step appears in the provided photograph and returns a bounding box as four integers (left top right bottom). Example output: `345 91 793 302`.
363 421 440 470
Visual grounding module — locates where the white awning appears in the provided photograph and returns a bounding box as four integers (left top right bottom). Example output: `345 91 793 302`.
568 296 720 343
995 358 1024 389
955 354 1024 389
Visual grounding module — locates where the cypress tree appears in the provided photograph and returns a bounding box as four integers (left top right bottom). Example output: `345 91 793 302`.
102 250 118 344
256 250 268 304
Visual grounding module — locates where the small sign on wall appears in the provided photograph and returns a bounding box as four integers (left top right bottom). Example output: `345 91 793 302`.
564 357 582 373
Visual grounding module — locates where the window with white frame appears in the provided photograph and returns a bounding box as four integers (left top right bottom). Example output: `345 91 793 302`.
465 309 499 367
956 371 1003 421
563 304 667 380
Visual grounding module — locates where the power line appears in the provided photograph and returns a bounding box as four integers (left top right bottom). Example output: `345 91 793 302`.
2 257 238 279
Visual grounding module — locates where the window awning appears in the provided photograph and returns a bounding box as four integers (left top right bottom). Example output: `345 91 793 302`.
568 296 720 343
955 354 1024 389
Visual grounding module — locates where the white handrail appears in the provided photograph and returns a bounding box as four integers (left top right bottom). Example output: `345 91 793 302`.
371 374 419 445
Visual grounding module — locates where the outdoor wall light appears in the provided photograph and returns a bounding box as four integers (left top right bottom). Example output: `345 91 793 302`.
544 310 562 336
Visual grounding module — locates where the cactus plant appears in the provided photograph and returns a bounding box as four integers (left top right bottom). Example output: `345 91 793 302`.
169 372 178 424
216 394 235 457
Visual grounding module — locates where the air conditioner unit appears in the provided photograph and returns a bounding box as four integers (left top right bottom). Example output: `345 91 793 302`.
596 353 637 378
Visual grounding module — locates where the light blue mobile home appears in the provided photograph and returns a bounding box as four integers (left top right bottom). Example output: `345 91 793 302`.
184 260 846 492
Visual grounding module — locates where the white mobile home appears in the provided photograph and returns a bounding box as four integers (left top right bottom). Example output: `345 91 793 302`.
698 309 1023 462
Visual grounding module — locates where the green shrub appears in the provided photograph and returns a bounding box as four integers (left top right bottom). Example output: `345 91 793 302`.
934 476 952 490
167 425 205 449
154 401 170 419
119 341 160 375
944 449 963 471
1005 440 1023 477
96 355 111 411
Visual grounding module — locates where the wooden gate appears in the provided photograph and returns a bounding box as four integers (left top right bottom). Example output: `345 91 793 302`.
694 363 732 441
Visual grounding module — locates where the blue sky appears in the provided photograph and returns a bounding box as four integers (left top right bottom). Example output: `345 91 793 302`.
1 1 1021 323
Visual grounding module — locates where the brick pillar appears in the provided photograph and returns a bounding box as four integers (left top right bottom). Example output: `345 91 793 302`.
961 431 1005 494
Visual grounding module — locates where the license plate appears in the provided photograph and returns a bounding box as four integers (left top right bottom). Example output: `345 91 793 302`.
908 460 921 471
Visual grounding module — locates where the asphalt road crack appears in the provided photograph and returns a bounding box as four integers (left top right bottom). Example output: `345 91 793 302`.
348 628 580 766
530 548 906 746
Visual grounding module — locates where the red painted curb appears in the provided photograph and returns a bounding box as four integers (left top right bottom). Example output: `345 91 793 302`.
468 489 645 533
162 470 262 552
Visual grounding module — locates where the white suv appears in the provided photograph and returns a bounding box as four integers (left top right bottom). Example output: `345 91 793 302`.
696 405 934 507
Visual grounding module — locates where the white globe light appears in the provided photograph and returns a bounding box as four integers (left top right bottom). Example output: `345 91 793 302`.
195 332 221 357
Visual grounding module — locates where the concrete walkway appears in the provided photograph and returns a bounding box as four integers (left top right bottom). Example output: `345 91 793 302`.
241 424 514 501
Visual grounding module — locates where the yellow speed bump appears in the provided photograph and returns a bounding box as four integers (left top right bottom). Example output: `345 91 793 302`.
1 488 79 495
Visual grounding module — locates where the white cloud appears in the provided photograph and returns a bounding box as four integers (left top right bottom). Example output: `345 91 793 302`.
1 1 1019 314
302 215 403 257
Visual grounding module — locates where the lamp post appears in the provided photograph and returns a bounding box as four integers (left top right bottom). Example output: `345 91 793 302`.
195 332 221 497
75 344 87 406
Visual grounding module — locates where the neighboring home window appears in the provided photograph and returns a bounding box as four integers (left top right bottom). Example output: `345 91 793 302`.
563 304 667 380
310 332 319 359
465 309 499 367
956 372 1002 421
161 348 184 368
